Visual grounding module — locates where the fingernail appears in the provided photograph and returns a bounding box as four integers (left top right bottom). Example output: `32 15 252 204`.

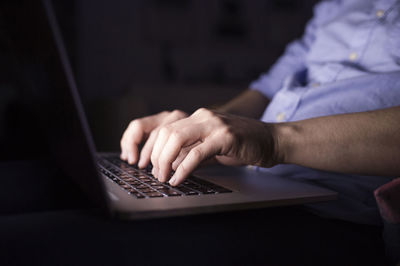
128 154 134 164
138 158 144 168
169 176 176 186
157 169 163 181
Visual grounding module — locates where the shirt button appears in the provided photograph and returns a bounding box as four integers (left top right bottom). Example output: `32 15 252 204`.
376 10 385 18
276 112 286 122
349 52 358 61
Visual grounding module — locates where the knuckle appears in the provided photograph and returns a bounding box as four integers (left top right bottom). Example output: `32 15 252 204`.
171 109 186 118
193 107 209 116
159 126 171 137
129 119 143 131
160 110 170 116
212 115 223 125
224 130 235 144
191 148 203 160
215 125 234 142
149 129 157 139
170 130 182 141
219 124 232 135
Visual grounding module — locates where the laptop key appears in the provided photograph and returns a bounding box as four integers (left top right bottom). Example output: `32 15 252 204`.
158 188 182 196
196 186 216 194
110 176 119 182
175 185 199 196
126 169 137 175
182 181 216 194
202 184 232 193
126 187 140 194
137 174 149 179
189 177 232 193
127 180 141 186
185 182 201 190
121 184 132 190
130 193 145 199
115 179 126 186
136 184 148 189
139 188 156 193
122 177 136 182
167 193 181 197
212 187 232 193
146 192 164 198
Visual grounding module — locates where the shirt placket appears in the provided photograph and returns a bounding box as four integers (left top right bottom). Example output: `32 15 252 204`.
341 0 397 77
333 13 376 81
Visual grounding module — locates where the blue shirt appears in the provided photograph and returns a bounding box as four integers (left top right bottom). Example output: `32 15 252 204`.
250 0 400 225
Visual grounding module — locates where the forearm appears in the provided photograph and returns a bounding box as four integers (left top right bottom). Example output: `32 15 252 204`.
274 106 400 176
216 89 270 119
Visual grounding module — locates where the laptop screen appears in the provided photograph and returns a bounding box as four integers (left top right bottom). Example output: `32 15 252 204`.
0 0 109 209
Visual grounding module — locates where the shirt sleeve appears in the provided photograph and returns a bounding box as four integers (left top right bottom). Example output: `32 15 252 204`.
249 1 326 99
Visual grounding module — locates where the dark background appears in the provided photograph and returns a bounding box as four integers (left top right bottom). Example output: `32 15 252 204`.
0 0 318 160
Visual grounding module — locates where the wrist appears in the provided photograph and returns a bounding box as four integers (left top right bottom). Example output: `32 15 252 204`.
271 122 300 165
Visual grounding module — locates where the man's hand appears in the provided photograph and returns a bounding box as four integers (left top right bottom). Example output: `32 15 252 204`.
148 108 279 186
120 110 188 167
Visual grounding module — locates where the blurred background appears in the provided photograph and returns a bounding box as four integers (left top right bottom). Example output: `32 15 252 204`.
0 0 318 160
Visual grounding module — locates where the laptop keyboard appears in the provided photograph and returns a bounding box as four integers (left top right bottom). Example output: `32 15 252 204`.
97 156 232 199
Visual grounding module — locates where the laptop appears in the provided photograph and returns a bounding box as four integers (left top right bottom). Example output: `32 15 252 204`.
5 0 336 219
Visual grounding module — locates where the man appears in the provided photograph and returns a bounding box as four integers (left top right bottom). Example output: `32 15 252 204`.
0 1 398 265
120 0 400 226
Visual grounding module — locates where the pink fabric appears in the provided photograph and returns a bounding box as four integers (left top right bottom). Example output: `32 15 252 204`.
374 178 400 224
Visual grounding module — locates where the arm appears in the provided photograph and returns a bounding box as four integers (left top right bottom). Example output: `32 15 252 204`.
216 89 270 119
149 106 400 186
276 106 400 176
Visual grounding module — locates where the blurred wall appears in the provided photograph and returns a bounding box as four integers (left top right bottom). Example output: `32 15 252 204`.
0 0 319 158
76 0 317 98
71 0 318 151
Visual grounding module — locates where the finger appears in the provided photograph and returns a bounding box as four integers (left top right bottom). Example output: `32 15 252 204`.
120 111 172 163
171 142 201 171
153 117 204 182
150 126 173 180
120 130 129 161
121 121 145 164
120 145 128 161
138 129 159 169
157 116 212 182
141 111 188 170
169 140 219 186
157 130 194 182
